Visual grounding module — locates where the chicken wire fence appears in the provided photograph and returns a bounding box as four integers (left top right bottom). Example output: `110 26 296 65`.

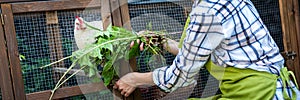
252 0 284 52
11 0 284 100
14 8 114 99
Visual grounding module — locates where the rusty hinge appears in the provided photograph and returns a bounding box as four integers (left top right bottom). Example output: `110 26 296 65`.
0 14 4 25
285 51 297 60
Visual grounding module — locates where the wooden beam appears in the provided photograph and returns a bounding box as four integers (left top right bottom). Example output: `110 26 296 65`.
0 5 15 100
11 0 101 13
279 0 300 85
119 0 132 30
1 4 26 100
110 0 123 27
0 0 34 3
292 0 300 86
26 82 108 100
101 0 112 30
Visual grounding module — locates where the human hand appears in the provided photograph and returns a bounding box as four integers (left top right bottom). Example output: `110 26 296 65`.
113 72 155 97
113 73 138 97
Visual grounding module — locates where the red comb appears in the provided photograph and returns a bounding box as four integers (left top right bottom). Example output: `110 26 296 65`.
75 16 79 19
75 16 84 24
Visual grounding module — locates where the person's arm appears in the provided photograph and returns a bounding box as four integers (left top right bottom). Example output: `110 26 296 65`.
113 72 154 97
115 6 225 96
152 12 224 92
163 38 179 55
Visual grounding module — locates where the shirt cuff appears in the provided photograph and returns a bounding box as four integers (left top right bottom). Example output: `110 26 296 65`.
152 66 174 92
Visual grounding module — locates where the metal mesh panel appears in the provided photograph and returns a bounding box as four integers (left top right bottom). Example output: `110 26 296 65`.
14 8 106 96
252 0 284 51
128 1 220 99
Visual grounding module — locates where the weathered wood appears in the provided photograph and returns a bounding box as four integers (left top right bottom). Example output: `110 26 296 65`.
26 82 108 100
101 0 112 30
279 0 300 86
292 0 300 85
0 0 33 3
110 0 123 27
112 0 143 100
46 23 66 87
0 6 15 100
109 0 124 99
46 11 58 24
1 4 26 100
119 0 132 30
11 0 101 13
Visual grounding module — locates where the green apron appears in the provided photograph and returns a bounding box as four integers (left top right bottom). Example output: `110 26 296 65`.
179 17 299 100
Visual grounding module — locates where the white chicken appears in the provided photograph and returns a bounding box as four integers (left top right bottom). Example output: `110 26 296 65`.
74 16 103 49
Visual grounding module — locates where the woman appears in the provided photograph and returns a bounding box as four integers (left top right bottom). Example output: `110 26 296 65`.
114 0 300 99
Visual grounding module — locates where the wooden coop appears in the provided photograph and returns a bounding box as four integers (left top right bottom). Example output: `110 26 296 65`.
0 0 299 100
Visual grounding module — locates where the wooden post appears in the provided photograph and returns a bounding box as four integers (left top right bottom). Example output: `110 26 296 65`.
0 6 15 100
45 11 67 87
109 0 143 99
292 0 300 86
101 0 112 30
1 4 26 100
279 0 300 85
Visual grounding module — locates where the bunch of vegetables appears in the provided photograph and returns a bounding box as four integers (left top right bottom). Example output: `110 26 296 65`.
41 23 166 99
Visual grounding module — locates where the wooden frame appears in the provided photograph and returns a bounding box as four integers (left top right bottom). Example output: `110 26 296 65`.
0 0 299 99
0 8 15 100
1 4 26 100
279 0 300 85
0 0 112 99
109 0 142 99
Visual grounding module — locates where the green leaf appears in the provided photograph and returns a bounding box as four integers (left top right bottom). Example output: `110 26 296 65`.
103 43 113 52
89 47 102 59
102 61 114 86
77 55 93 67
88 66 97 77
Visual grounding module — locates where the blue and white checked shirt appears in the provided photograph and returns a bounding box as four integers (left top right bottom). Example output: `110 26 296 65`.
152 0 300 99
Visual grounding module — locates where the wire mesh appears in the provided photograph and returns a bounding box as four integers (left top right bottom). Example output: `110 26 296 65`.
14 8 111 99
128 0 220 99
252 0 284 52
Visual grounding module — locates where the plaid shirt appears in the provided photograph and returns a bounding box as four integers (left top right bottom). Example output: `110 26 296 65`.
152 0 300 99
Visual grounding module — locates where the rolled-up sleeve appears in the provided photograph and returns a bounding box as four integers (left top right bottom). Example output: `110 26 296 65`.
152 12 224 92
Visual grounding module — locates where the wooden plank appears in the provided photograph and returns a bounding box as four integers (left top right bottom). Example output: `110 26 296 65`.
109 1 122 99
112 0 143 100
11 0 101 13
1 4 26 100
26 82 108 100
285 0 300 81
292 0 300 85
1 4 25 100
45 16 66 87
0 0 33 3
110 0 123 27
119 0 132 30
0 6 15 100
279 0 300 86
101 0 112 30
119 0 143 100
46 11 58 24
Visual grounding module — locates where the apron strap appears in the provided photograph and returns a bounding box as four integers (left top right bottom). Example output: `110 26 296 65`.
178 16 190 48
280 67 298 100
